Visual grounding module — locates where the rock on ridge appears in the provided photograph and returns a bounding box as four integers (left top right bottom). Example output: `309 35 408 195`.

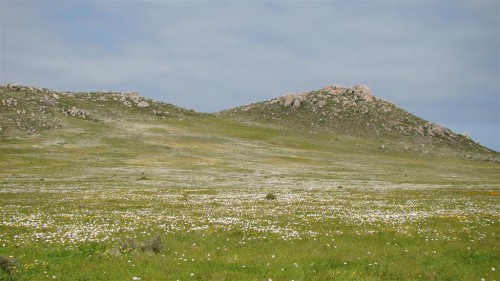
63 106 87 118
281 84 373 108
282 93 307 108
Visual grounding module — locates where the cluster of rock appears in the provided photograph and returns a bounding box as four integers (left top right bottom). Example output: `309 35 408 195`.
63 107 87 118
280 85 374 110
1 98 18 107
4 83 54 94
4 83 23 91
281 93 308 108
114 92 150 108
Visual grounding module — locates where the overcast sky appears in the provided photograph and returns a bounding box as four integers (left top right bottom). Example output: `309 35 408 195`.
1 1 498 151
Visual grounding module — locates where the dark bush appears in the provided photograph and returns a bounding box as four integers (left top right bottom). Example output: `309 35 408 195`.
0 255 16 275
141 235 162 253
265 192 277 200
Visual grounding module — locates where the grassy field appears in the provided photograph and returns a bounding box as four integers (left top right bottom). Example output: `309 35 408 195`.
1 111 499 280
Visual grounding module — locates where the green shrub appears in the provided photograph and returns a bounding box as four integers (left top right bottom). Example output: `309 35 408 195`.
265 192 277 200
141 235 162 253
119 235 162 254
0 256 15 274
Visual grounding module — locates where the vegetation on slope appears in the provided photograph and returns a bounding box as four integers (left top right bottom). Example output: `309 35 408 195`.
0 83 499 280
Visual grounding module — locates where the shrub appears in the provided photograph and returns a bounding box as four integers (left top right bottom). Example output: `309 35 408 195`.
265 192 277 200
141 235 162 253
119 238 137 253
0 255 16 275
119 235 162 254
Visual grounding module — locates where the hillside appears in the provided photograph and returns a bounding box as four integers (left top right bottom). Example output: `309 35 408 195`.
1 83 499 185
0 83 196 135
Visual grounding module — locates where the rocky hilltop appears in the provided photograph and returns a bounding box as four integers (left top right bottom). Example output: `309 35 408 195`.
219 85 495 159
0 83 195 134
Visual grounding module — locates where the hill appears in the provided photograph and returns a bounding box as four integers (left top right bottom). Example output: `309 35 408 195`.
0 82 498 185
0 83 196 135
218 84 495 160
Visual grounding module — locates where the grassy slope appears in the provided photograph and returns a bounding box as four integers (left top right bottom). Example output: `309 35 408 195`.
1 86 499 280
2 113 498 185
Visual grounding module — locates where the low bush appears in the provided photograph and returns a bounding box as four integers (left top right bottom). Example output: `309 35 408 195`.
265 192 277 200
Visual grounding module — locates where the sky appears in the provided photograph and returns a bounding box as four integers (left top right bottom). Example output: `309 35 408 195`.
1 1 499 151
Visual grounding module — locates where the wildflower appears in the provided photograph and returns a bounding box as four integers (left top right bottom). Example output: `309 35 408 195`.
492 267 496 271
132 277 141 281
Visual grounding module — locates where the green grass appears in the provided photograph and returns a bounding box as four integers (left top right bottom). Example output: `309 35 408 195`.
1 87 499 280
0 184 498 280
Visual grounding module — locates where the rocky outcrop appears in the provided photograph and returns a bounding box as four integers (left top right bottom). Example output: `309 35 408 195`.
351 85 373 101
1 98 17 107
63 107 87 118
137 101 150 108
281 85 374 109
282 93 307 108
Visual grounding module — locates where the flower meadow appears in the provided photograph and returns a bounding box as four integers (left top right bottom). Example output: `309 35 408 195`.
0 178 498 280
1 82 500 280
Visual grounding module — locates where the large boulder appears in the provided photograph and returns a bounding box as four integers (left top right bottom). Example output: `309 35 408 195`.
282 94 297 107
352 85 373 100
282 93 307 108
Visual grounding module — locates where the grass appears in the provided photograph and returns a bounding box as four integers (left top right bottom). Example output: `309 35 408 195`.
1 87 499 280
0 184 498 280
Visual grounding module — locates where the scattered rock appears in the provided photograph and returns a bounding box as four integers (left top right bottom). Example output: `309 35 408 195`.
1 98 17 107
5 83 21 91
63 107 87 118
128 92 140 101
137 101 150 108
321 85 347 95
431 125 446 138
